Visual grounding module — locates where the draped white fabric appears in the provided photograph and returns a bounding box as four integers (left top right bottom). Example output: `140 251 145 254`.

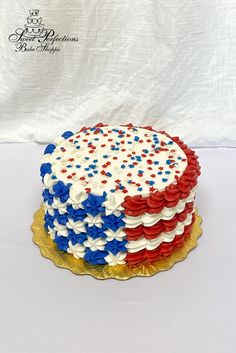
1 0 236 146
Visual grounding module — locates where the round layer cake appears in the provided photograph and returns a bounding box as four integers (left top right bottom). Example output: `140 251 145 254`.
40 123 200 266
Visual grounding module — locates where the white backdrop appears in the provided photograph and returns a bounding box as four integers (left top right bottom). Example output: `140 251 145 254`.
1 0 236 146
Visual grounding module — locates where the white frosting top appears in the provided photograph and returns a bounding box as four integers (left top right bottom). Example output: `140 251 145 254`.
43 125 187 196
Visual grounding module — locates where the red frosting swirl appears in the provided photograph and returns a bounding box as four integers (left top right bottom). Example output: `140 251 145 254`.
124 201 194 241
125 213 195 266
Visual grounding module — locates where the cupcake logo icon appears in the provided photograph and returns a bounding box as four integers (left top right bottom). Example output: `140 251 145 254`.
8 9 79 54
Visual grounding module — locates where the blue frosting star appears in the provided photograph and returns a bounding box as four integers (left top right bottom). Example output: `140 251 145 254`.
44 144 56 155
40 163 52 177
52 181 70 203
42 188 54 205
82 192 106 217
54 235 69 252
67 205 86 222
85 225 106 239
44 212 55 231
67 229 87 245
102 214 125 232
84 249 108 265
105 239 127 255
61 131 74 139
53 210 68 225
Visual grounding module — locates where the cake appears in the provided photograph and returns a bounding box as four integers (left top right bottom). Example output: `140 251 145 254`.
24 10 45 38
40 123 200 267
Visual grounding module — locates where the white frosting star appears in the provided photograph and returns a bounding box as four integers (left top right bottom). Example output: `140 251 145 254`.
48 227 56 240
103 194 125 216
53 220 68 236
66 219 86 233
52 197 67 214
104 229 126 241
43 174 56 188
84 236 106 251
43 201 54 215
67 241 85 259
105 252 127 266
68 186 87 208
84 214 103 228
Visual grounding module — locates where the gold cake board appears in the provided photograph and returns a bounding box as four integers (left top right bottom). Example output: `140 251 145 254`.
32 205 202 280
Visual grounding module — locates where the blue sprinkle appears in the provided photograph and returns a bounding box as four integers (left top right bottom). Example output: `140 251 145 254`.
93 159 98 163
88 142 92 145
128 164 134 168
88 173 93 177
61 131 73 139
134 136 139 141
162 178 168 182
94 138 99 141
158 171 162 175
66 165 72 168
93 170 98 174
89 164 96 169
136 156 142 161
166 159 172 165
76 146 80 149
115 142 120 145
121 164 126 169
165 171 171 174
143 149 149 154
128 141 132 144
76 164 81 168
84 167 90 171
131 156 135 160
103 155 108 159
56 157 61 160
154 161 159 165
106 172 112 177
137 187 143 191
168 141 174 145
138 170 143 174
44 144 56 155
51 175 57 180
149 181 155 186
177 156 182 160
85 157 90 160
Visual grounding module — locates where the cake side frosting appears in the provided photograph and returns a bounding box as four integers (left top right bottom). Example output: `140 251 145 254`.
40 123 200 266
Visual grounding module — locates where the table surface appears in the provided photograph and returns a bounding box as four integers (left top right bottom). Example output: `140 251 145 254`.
0 144 236 353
